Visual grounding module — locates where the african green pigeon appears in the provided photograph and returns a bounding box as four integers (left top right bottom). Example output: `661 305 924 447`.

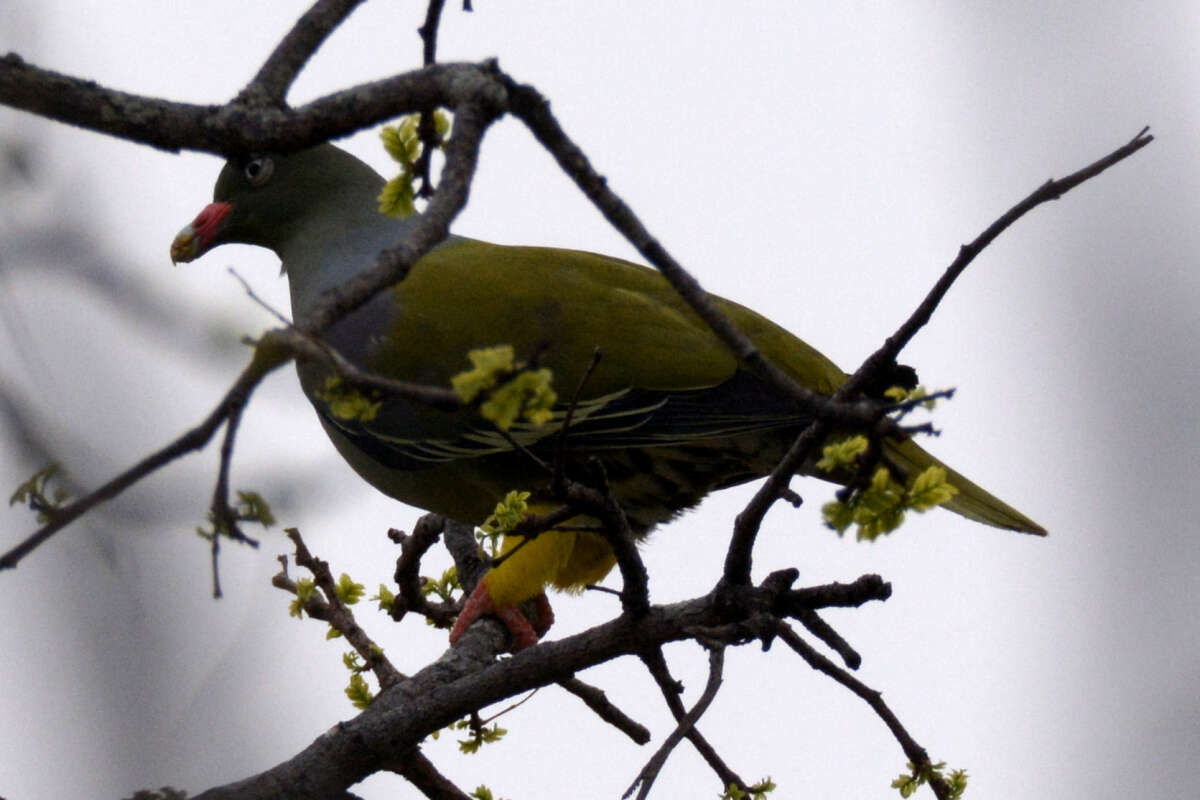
171 144 1044 649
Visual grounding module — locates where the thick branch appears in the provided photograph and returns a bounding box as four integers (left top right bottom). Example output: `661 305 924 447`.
0 55 504 154
192 573 887 799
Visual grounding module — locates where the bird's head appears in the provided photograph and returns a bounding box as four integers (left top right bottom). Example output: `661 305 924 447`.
170 144 385 264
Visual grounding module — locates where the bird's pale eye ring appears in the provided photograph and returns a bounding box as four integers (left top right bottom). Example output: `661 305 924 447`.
244 156 274 187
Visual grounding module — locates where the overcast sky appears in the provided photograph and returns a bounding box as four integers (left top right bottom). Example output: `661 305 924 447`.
2 3 1198 799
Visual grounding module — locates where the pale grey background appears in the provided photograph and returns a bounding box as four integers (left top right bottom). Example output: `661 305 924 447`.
1 3 1197 798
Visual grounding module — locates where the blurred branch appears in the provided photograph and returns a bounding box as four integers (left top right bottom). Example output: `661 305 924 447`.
0 336 285 569
2 225 245 359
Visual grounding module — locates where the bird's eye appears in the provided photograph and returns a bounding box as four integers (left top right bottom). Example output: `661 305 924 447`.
243 156 274 187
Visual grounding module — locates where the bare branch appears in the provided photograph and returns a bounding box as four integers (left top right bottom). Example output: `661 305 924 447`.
561 476 650 618
722 128 1154 587
389 515 459 628
418 0 449 66
557 676 651 744
243 0 367 105
794 608 862 670
190 567 891 799
388 749 475 800
776 622 953 800
627 647 726 800
638 647 747 795
259 327 462 411
502 77 874 432
843 126 1154 400
0 55 504 154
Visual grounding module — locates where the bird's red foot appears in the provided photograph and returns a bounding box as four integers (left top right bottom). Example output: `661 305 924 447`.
449 582 555 651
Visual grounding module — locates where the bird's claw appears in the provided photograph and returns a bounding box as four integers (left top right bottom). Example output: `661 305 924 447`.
449 582 554 651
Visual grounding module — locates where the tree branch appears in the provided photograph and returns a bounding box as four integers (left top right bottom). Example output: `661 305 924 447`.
557 676 652 744
502 77 880 433
721 127 1154 587
388 749 476 800
274 528 406 689
0 339 289 570
638 647 747 795
843 126 1154 400
776 621 952 800
0 55 504 154
627 646 727 799
189 571 888 799
242 0 367 105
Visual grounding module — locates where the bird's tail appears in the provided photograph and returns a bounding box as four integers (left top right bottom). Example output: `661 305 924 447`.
884 437 1047 535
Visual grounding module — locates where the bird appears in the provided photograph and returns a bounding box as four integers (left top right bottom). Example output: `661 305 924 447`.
171 143 1045 650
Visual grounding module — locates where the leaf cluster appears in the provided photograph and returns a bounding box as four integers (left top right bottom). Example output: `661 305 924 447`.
891 762 968 799
315 375 381 422
450 345 557 430
9 464 70 524
378 111 452 219
818 436 958 541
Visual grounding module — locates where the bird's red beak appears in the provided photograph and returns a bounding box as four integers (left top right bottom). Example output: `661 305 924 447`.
170 201 232 264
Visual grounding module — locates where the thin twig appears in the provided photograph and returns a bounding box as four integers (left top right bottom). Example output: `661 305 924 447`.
278 528 406 689
557 677 651 744
263 328 462 410
413 0 449 196
721 128 1154 586
794 608 861 669
207 398 246 598
628 646 726 800
553 347 603 494
637 647 745 797
776 621 952 800
229 269 461 412
846 127 1154 398
563 467 650 617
